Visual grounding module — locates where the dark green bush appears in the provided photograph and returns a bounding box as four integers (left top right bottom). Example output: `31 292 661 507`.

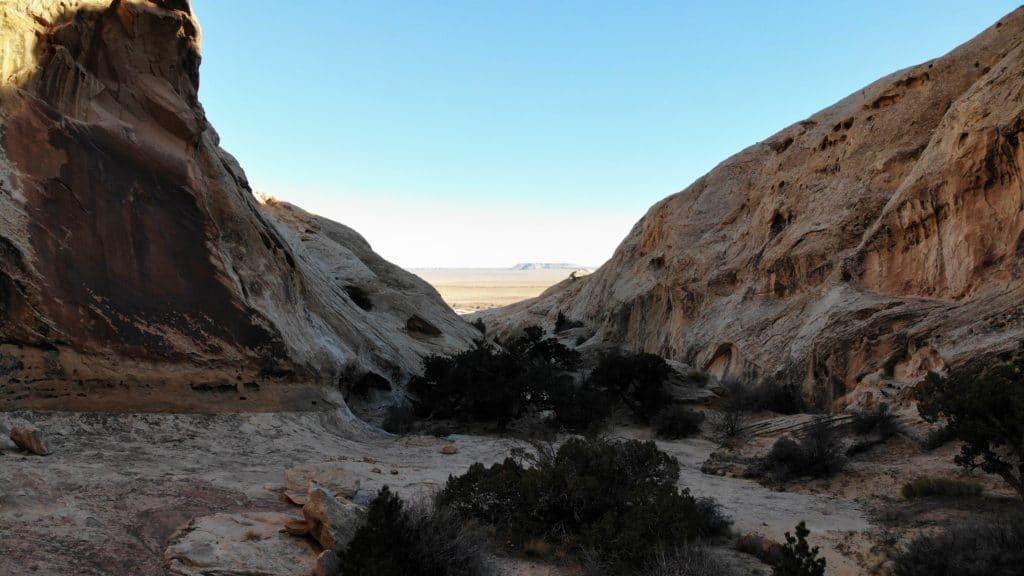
745 380 806 415
901 477 983 499
772 521 826 576
470 317 486 334
654 405 705 439
438 437 730 571
764 417 845 480
851 403 898 437
337 486 492 576
382 402 416 434
554 311 584 333
588 351 673 421
893 515 1024 576
409 327 580 428
549 380 613 432
917 359 1024 498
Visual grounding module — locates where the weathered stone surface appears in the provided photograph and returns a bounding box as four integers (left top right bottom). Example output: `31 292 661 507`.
164 511 317 576
478 7 1024 408
0 0 477 411
9 425 47 455
286 485 366 549
283 462 364 505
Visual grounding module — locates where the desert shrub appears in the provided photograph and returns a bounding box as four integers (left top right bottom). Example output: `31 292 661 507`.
893 514 1024 576
554 311 584 333
438 437 731 571
745 380 806 415
337 486 492 576
588 351 673 421
549 380 613 432
735 533 783 566
382 402 416 434
409 327 580 427
917 358 1024 498
505 325 582 371
642 546 732 576
901 477 983 499
921 424 954 450
654 405 705 439
764 417 845 480
714 379 748 439
851 403 898 437
772 521 826 576
470 317 486 334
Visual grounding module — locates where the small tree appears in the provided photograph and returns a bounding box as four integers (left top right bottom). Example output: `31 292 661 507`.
587 351 673 421
917 359 1024 499
773 521 826 576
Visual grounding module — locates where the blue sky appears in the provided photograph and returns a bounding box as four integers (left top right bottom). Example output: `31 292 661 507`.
193 1 1019 268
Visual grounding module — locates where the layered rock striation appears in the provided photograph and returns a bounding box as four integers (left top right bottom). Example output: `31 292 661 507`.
479 7 1024 408
0 0 477 410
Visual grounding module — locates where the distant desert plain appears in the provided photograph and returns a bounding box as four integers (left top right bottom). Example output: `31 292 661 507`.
411 264 590 313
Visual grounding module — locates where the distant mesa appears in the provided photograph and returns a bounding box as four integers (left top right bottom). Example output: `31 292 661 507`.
511 263 583 271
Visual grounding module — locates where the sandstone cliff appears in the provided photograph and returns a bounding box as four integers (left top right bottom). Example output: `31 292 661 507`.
478 7 1024 408
0 0 477 410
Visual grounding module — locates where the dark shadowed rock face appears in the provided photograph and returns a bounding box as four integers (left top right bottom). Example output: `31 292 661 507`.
478 7 1024 410
0 0 477 410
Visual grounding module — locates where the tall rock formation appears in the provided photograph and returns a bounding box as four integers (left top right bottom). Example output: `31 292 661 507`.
0 0 477 410
479 8 1024 408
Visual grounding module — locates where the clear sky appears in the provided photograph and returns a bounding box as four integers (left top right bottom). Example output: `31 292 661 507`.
192 1 1019 268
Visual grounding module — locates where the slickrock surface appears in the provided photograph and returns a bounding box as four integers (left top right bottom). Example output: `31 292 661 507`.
477 7 1024 408
0 410 880 575
0 0 477 411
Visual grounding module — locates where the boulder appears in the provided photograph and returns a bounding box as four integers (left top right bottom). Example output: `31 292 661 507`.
286 486 366 551
164 512 316 576
283 463 362 505
10 426 48 455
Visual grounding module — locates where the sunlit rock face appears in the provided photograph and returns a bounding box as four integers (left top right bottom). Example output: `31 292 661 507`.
0 0 477 410
478 7 1024 409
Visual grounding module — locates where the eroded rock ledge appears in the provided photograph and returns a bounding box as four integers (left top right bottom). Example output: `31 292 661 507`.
477 6 1024 409
0 0 477 410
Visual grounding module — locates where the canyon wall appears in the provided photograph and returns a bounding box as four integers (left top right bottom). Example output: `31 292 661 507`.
0 0 477 410
479 7 1024 408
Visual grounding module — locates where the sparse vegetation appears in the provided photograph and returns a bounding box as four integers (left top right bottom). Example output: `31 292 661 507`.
745 379 806 415
588 351 674 421
851 403 898 437
893 514 1024 576
554 311 584 333
901 477 983 499
764 416 845 480
409 326 579 428
917 358 1024 498
548 380 613 432
337 486 492 576
381 401 417 434
772 521 826 576
438 437 731 572
713 379 747 440
470 317 486 334
641 546 731 576
654 405 705 439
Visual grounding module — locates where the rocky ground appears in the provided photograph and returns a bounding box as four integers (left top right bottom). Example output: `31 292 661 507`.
5 406 1011 576
0 403 1015 573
